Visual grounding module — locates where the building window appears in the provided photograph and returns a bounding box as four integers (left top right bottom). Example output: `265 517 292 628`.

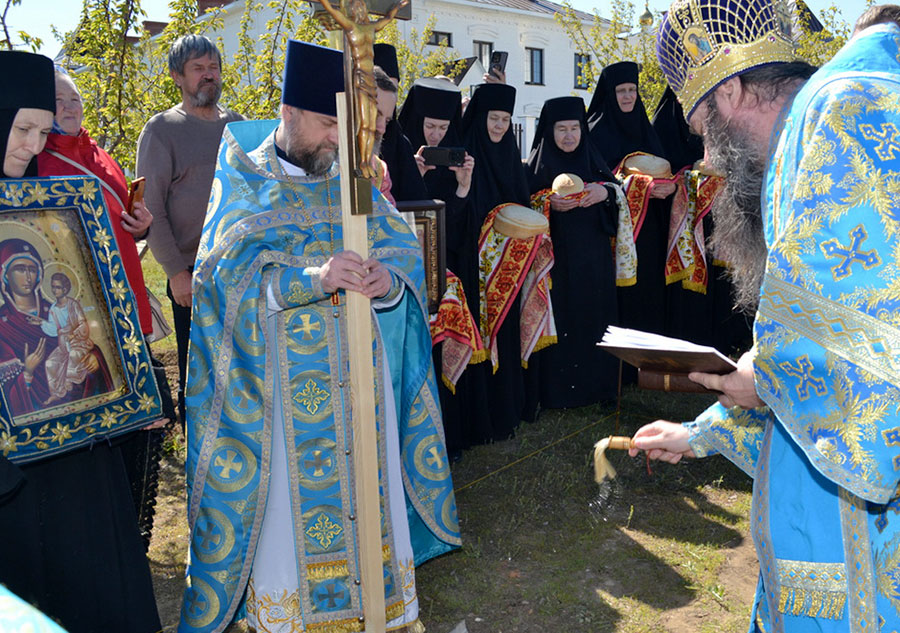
526 47 544 85
427 31 452 47
574 53 590 89
474 40 493 70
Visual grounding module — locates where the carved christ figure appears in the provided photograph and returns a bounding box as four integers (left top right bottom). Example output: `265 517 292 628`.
318 0 408 179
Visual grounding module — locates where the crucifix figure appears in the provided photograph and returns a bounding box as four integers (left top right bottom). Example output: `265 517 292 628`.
317 0 408 179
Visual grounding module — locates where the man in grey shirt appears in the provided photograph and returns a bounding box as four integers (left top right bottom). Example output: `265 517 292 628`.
136 34 243 424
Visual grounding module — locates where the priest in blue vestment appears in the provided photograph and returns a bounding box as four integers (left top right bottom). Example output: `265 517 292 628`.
178 41 461 633
629 1 900 631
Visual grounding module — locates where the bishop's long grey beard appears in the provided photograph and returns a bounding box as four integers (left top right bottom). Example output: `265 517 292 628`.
703 98 769 314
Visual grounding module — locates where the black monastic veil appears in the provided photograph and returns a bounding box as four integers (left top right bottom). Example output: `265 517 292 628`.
526 96 621 408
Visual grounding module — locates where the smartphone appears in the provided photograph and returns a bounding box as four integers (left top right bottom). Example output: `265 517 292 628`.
421 146 466 167
489 51 508 78
126 177 145 216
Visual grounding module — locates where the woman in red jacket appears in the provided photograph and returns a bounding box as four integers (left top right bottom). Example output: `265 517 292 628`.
37 69 175 552
38 70 154 334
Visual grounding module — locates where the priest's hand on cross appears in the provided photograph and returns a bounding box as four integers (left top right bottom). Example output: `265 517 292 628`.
320 251 391 299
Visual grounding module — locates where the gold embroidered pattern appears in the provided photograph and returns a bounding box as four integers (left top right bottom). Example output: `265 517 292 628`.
883 427 900 447
875 531 900 614
804 372 889 479
760 277 900 387
306 560 349 582
294 379 330 415
246 584 304 633
775 559 847 619
778 355 827 401
306 513 343 549
293 313 322 340
285 281 317 306
840 487 878 633
860 122 900 161
820 225 881 281
695 406 769 476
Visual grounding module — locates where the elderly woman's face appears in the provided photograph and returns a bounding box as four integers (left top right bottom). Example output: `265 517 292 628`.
4 108 53 178
55 74 83 135
615 83 638 113
553 120 581 153
486 110 511 143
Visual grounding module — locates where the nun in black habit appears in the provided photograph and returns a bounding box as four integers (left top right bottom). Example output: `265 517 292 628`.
397 81 501 452
651 87 752 351
526 96 620 408
0 51 161 633
397 79 474 215
588 61 674 336
373 43 430 202
456 83 532 438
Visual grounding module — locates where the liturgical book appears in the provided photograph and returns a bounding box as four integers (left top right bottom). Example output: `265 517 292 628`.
598 326 737 393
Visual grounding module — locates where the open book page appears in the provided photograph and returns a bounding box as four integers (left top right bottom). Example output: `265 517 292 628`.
598 326 737 375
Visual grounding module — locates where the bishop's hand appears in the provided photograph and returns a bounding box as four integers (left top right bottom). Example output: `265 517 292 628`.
628 420 695 464
689 350 764 409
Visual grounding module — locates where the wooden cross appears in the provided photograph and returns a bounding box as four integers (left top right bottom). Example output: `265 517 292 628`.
307 2 410 632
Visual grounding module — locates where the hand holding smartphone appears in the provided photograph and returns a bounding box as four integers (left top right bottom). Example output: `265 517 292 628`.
489 51 508 79
126 177 145 216
421 146 466 167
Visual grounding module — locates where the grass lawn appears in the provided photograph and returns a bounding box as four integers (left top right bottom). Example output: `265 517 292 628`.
139 243 177 358
140 239 757 633
146 352 757 632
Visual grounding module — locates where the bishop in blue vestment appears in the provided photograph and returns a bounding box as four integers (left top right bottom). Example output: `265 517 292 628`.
632 2 900 632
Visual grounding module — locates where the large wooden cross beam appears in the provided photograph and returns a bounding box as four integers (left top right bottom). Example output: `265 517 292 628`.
305 2 410 632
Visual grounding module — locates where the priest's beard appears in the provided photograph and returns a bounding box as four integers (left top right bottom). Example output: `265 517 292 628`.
704 98 769 314
284 131 338 177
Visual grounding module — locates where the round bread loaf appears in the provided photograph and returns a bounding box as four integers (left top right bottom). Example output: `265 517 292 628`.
623 153 673 178
551 172 585 197
493 204 549 239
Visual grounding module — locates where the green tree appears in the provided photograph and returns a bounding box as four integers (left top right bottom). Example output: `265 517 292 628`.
556 0 666 112
53 0 225 171
793 3 851 67
42 0 462 170
222 0 328 120
1 0 41 50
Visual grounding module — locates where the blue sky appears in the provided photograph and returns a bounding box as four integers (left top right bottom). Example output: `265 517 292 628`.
7 0 870 57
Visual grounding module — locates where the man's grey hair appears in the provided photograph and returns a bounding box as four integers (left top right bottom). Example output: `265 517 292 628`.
374 66 396 93
168 34 222 75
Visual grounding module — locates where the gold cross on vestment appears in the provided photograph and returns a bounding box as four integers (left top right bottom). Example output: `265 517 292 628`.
860 122 900 161
778 355 828 401
294 313 322 339
820 224 881 281
214 449 243 479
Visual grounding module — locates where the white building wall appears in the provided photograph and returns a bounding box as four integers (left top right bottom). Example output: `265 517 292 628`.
395 0 595 154
197 0 597 155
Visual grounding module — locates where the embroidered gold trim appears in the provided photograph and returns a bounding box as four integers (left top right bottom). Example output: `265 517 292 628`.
759 276 900 387
775 559 847 619
306 560 350 582
840 487 878 633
